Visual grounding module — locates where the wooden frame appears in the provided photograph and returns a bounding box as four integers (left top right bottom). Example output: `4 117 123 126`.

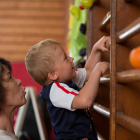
87 0 140 139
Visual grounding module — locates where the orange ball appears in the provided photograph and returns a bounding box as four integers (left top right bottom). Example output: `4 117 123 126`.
129 46 140 69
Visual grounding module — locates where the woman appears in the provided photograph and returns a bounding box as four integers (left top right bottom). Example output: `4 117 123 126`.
0 58 26 140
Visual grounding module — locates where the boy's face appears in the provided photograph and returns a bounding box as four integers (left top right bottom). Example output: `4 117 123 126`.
54 45 76 83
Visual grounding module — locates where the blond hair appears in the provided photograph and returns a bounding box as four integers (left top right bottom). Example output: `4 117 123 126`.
25 39 60 87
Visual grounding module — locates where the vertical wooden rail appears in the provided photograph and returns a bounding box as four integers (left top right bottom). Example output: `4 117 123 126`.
110 0 117 139
87 8 94 58
105 39 111 50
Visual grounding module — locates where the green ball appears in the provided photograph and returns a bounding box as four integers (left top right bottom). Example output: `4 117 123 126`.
80 0 94 9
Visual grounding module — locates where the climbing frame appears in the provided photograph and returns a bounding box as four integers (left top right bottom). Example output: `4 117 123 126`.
87 0 140 139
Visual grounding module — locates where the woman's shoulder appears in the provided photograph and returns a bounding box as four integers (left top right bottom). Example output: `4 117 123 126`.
0 130 18 140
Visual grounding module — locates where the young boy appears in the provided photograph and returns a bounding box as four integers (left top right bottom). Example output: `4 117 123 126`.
25 36 110 140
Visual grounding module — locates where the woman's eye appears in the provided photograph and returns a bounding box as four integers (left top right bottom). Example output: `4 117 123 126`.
65 56 67 60
9 75 12 79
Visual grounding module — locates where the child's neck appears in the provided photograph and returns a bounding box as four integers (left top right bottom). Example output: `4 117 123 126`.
47 78 73 86
54 79 73 83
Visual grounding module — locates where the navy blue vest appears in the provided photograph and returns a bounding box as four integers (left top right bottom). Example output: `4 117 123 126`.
40 81 98 140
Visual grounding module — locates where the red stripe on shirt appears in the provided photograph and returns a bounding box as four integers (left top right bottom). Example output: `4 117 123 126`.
54 81 77 96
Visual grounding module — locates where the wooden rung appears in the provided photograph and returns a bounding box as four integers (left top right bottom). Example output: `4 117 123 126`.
97 132 106 140
99 11 111 30
93 103 110 118
117 17 140 43
116 113 140 135
100 74 110 83
116 69 140 83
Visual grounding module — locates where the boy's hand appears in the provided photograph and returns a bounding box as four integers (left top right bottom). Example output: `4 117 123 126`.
94 61 110 76
93 36 110 52
72 61 110 109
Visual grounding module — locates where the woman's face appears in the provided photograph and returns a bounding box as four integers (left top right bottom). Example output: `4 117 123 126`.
2 65 26 109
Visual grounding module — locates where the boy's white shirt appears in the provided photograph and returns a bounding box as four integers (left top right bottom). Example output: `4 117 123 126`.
50 68 86 111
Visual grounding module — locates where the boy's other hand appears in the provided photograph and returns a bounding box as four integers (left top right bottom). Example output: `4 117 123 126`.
93 36 110 52
94 62 110 76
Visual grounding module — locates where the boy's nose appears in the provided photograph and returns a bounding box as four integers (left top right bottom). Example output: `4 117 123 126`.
70 57 74 62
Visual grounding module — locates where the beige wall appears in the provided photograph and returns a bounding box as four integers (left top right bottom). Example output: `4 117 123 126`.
0 0 70 62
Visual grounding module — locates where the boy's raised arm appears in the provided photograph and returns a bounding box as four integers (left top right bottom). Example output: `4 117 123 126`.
71 61 110 109
85 36 110 82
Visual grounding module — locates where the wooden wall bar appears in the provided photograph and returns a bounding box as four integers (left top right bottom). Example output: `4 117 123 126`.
99 11 111 31
93 103 110 118
93 102 140 136
100 69 140 84
116 69 140 83
100 75 110 83
116 0 140 139
116 18 140 43
87 0 140 139
0 0 68 62
116 113 140 135
97 132 106 140
87 1 110 139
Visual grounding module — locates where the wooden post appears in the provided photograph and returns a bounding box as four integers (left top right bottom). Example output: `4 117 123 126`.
110 0 117 139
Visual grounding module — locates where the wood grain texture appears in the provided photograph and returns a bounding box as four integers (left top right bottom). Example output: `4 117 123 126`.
116 0 140 139
99 11 111 31
116 113 140 135
109 0 117 139
87 0 110 139
0 0 67 62
0 1 64 9
87 0 140 139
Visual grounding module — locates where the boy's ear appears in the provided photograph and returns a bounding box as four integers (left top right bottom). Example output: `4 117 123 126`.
48 71 58 81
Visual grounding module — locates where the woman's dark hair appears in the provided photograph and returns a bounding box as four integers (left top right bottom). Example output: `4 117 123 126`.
0 58 12 111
